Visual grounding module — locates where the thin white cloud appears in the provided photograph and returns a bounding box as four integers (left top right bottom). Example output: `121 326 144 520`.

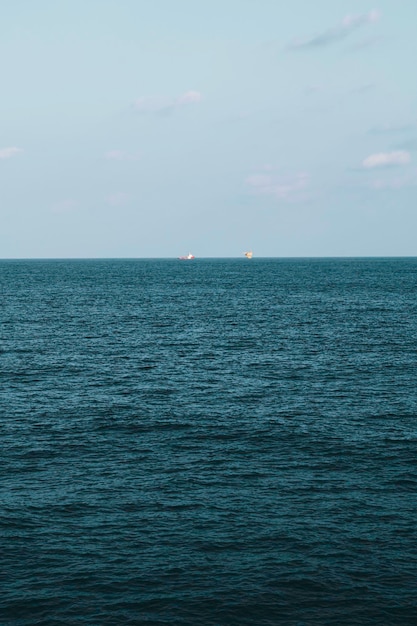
177 90 202 105
288 10 380 49
247 167 310 201
132 90 202 115
106 192 130 206
362 151 411 169
0 147 23 159
51 200 78 214
133 97 174 115
104 150 126 160
347 35 382 51
104 150 140 161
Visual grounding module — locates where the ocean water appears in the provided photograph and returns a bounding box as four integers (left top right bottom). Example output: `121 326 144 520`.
1 257 417 625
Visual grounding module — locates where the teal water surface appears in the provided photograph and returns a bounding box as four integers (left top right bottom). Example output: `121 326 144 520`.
1 258 417 625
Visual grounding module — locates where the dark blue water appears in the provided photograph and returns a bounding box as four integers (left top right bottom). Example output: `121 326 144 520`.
1 258 417 625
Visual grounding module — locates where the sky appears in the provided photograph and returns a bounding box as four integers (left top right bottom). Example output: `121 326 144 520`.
1 0 417 258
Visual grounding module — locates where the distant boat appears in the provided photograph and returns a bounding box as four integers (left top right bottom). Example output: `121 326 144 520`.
244 251 253 259
178 253 195 260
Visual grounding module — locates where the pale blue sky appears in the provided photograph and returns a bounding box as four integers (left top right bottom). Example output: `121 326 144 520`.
1 0 416 257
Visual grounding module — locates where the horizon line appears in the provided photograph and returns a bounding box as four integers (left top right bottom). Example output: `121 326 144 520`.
1 255 417 261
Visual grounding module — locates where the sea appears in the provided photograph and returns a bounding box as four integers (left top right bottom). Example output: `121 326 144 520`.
1 258 416 625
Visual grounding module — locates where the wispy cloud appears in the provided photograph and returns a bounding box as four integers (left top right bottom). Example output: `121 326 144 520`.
106 192 130 206
0 147 23 159
350 83 374 95
304 84 324 95
104 150 126 160
104 150 140 161
362 151 411 169
176 91 202 105
247 166 310 202
51 199 78 214
132 90 202 115
347 35 382 51
287 9 380 50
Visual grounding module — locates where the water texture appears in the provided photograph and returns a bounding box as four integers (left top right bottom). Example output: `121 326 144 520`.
1 258 417 625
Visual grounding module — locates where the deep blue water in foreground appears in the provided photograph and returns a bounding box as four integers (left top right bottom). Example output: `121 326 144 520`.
1 258 417 625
